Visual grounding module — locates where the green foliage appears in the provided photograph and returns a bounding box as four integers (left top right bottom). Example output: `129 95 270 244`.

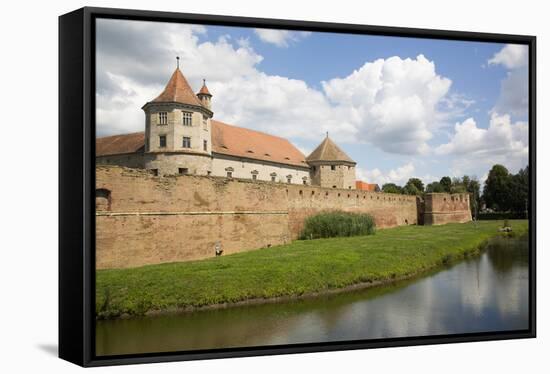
439 176 452 193
299 211 376 240
478 212 525 220
96 220 528 318
406 178 424 194
482 164 528 214
382 183 403 194
425 181 445 193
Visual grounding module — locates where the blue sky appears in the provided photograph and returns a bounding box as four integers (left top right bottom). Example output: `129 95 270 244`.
96 19 529 186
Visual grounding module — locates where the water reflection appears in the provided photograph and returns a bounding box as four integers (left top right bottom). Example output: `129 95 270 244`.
96 236 529 356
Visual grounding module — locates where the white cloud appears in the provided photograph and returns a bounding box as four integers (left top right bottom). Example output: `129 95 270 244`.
253 29 311 47
488 44 529 117
493 67 528 117
488 44 528 69
357 162 415 186
322 55 452 154
436 113 528 175
96 20 455 158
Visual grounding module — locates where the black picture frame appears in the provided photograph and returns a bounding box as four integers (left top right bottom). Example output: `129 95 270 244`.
59 6 536 367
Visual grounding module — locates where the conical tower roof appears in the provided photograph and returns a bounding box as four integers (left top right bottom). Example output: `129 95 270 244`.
306 136 355 164
197 79 212 96
151 68 204 107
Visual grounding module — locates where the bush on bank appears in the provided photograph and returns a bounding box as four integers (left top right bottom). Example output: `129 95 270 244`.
299 211 376 240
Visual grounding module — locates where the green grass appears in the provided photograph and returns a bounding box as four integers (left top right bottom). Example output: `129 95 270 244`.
96 220 528 318
299 211 376 239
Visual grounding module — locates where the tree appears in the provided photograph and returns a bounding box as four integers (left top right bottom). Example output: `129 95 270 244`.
439 176 452 193
403 183 420 195
406 178 424 193
382 183 403 194
426 181 445 193
508 166 529 214
483 164 511 211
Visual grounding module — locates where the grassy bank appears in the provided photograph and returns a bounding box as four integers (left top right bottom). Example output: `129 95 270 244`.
96 220 528 319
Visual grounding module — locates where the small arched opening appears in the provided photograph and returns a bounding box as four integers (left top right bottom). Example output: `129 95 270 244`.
96 188 111 211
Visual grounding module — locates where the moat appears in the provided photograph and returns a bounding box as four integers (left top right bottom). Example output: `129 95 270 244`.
96 235 529 356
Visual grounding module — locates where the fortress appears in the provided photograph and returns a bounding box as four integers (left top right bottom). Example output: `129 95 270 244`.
95 64 473 270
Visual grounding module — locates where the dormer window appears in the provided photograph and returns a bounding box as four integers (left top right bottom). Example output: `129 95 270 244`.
158 112 168 125
182 111 192 126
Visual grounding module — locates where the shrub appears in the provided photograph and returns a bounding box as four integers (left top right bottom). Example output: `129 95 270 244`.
299 211 376 240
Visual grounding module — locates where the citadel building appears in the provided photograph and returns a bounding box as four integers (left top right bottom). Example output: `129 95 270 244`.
96 65 357 189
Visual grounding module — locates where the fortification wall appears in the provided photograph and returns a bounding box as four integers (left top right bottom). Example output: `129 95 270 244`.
423 193 472 225
95 166 468 269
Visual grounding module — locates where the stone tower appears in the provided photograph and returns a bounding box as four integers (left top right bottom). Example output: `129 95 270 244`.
141 61 214 176
306 135 356 189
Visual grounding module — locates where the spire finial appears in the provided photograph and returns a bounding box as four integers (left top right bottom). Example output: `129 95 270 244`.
176 56 180 69
326 131 329 138
203 78 206 86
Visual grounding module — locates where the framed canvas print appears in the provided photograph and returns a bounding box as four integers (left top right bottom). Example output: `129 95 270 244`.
59 6 536 367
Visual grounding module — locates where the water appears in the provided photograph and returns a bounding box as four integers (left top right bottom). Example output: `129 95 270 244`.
96 236 530 356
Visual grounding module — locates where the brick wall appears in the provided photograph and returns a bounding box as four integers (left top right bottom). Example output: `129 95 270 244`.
95 166 469 269
423 193 472 225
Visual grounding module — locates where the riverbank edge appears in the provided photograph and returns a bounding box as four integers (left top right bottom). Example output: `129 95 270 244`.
97 228 528 320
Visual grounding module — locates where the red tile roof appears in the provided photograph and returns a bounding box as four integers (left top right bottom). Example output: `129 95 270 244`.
96 132 145 156
211 120 307 168
96 121 308 168
356 181 379 192
151 68 205 107
306 136 355 164
197 80 212 96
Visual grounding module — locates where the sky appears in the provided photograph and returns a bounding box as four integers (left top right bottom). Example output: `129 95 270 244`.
95 18 529 187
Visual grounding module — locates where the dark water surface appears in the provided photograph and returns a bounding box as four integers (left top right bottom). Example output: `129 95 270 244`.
96 236 529 356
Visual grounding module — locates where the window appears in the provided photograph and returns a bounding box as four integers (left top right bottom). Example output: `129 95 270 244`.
178 168 188 175
227 171 233 178
303 180 307 185
331 165 336 170
252 174 257 180
271 176 276 182
158 112 168 125
151 169 158 176
286 175 292 184
182 137 191 148
270 173 277 182
203 140 208 151
159 135 166 148
182 111 192 126
202 114 208 129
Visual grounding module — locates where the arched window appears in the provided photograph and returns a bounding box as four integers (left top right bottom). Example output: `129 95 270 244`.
96 188 111 211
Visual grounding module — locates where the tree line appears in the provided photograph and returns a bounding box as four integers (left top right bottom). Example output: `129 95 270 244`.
380 164 529 215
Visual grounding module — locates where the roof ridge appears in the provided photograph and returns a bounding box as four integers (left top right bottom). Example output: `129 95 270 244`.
97 131 144 140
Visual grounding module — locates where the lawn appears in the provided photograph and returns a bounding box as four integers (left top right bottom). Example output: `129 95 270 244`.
96 220 528 318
